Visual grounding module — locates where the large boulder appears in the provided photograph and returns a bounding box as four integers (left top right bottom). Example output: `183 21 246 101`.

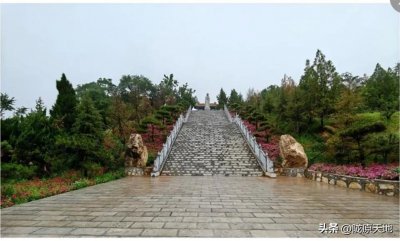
279 134 308 168
125 133 148 168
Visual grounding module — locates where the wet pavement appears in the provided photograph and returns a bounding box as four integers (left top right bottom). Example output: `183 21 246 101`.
1 176 399 237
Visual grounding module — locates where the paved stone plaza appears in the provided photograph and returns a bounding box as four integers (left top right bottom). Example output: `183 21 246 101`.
1 176 399 237
2 110 399 237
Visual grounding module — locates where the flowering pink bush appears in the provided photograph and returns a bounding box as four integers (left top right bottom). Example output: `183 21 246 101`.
243 120 257 133
345 165 364 177
308 163 399 180
260 142 280 161
242 119 281 161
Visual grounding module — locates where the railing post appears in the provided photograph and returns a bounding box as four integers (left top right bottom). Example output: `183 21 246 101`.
231 112 276 178
184 106 191 123
223 104 233 122
152 112 187 177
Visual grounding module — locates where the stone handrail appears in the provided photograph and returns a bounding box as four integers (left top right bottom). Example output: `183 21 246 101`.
224 105 276 178
151 112 186 177
223 104 233 123
184 105 192 123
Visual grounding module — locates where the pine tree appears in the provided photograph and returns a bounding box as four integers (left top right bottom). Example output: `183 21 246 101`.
55 97 108 176
228 89 242 106
312 50 341 128
299 51 341 129
1 93 15 118
140 116 162 142
299 59 318 125
217 88 228 108
50 73 77 132
73 97 104 136
108 95 134 144
335 73 363 126
14 98 52 176
363 64 399 121
286 88 305 134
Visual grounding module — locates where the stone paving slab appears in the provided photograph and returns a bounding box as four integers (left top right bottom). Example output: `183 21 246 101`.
1 176 399 238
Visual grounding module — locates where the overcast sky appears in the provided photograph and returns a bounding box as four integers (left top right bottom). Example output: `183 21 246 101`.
1 3 399 113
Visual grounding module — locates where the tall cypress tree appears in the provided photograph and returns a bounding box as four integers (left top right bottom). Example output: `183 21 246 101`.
50 73 77 132
217 88 228 108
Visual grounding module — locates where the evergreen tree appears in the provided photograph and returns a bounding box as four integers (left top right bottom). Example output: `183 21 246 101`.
108 95 133 144
140 116 162 142
277 75 295 123
55 97 108 176
176 83 196 108
335 73 364 126
260 85 280 114
1 93 15 118
363 63 399 121
286 88 305 134
13 98 52 176
340 121 386 166
73 97 104 136
312 50 341 128
76 78 114 126
157 74 178 106
217 88 228 109
50 73 78 131
299 50 340 128
249 110 264 130
14 107 28 118
299 59 318 125
228 89 242 106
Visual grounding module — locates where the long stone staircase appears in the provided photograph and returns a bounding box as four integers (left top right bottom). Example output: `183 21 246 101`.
161 110 263 176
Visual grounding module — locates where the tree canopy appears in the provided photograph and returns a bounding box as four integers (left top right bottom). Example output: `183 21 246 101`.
50 73 78 131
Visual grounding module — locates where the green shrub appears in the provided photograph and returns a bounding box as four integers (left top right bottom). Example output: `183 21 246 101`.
295 134 328 165
46 157 70 176
147 152 157 167
27 189 41 202
1 141 13 162
113 169 126 179
103 130 125 170
94 169 125 184
13 196 28 205
2 184 16 197
72 179 91 189
95 173 113 184
1 163 37 181
60 170 82 182
82 162 104 178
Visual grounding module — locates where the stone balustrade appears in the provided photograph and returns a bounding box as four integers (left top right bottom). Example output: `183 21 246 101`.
305 170 399 197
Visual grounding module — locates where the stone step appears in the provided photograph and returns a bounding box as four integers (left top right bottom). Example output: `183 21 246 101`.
161 110 263 176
